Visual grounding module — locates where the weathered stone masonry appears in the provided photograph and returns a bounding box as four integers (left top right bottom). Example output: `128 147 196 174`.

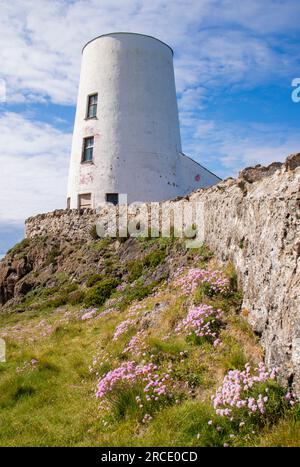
25 154 300 394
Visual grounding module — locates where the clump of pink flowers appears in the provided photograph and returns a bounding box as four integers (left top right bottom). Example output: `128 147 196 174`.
142 413 153 423
96 361 178 408
175 268 229 296
175 304 223 346
81 308 98 321
123 330 147 356
127 303 145 317
96 361 145 398
113 319 136 341
285 390 298 407
212 363 277 418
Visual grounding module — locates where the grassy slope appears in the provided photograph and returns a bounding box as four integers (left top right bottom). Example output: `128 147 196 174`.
0 236 299 447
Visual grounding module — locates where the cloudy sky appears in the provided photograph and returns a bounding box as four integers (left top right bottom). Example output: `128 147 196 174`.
0 0 299 256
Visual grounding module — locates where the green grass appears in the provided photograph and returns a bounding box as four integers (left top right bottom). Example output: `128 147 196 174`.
143 249 166 268
127 260 144 282
0 323 99 446
86 274 105 288
126 247 167 283
0 238 299 447
116 279 161 311
85 278 120 307
0 296 298 446
45 248 60 266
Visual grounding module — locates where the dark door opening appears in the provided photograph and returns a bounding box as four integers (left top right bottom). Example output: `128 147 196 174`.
106 193 119 205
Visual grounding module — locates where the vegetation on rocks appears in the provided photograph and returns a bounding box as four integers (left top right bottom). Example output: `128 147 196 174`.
85 278 120 307
0 234 299 446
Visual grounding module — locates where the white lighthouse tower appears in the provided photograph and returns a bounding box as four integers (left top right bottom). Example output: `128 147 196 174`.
67 33 219 209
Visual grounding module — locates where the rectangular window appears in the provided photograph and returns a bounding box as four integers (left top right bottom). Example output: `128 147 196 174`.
86 93 98 118
82 136 94 162
106 193 119 206
78 193 92 209
67 197 71 209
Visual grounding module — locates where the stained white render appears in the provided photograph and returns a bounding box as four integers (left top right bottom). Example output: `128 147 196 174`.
67 33 220 208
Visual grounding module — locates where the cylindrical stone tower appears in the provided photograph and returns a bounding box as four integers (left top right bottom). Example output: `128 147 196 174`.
67 32 183 209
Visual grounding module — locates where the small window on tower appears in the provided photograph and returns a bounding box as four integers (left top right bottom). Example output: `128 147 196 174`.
82 136 94 162
67 197 71 209
86 93 98 119
106 193 119 205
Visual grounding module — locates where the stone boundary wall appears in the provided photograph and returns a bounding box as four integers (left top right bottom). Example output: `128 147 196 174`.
26 208 104 242
25 154 300 394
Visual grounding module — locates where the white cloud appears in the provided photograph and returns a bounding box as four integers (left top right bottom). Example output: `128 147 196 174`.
211 0 300 34
182 118 300 178
0 0 299 105
0 112 71 223
175 28 299 96
179 87 207 112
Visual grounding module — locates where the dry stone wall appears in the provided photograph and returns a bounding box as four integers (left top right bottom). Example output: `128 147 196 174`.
25 154 300 394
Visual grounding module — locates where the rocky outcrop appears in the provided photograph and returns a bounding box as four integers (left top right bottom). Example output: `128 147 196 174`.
0 255 33 305
4 153 300 395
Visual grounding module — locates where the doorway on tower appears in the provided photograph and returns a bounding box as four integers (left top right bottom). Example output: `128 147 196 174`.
78 193 92 209
106 193 119 205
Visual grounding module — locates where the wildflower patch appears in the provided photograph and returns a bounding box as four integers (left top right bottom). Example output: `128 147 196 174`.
113 319 136 341
96 361 181 417
175 304 223 346
212 363 286 421
174 268 229 296
123 330 148 356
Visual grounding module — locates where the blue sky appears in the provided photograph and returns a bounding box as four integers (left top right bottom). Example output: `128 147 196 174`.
0 0 300 256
